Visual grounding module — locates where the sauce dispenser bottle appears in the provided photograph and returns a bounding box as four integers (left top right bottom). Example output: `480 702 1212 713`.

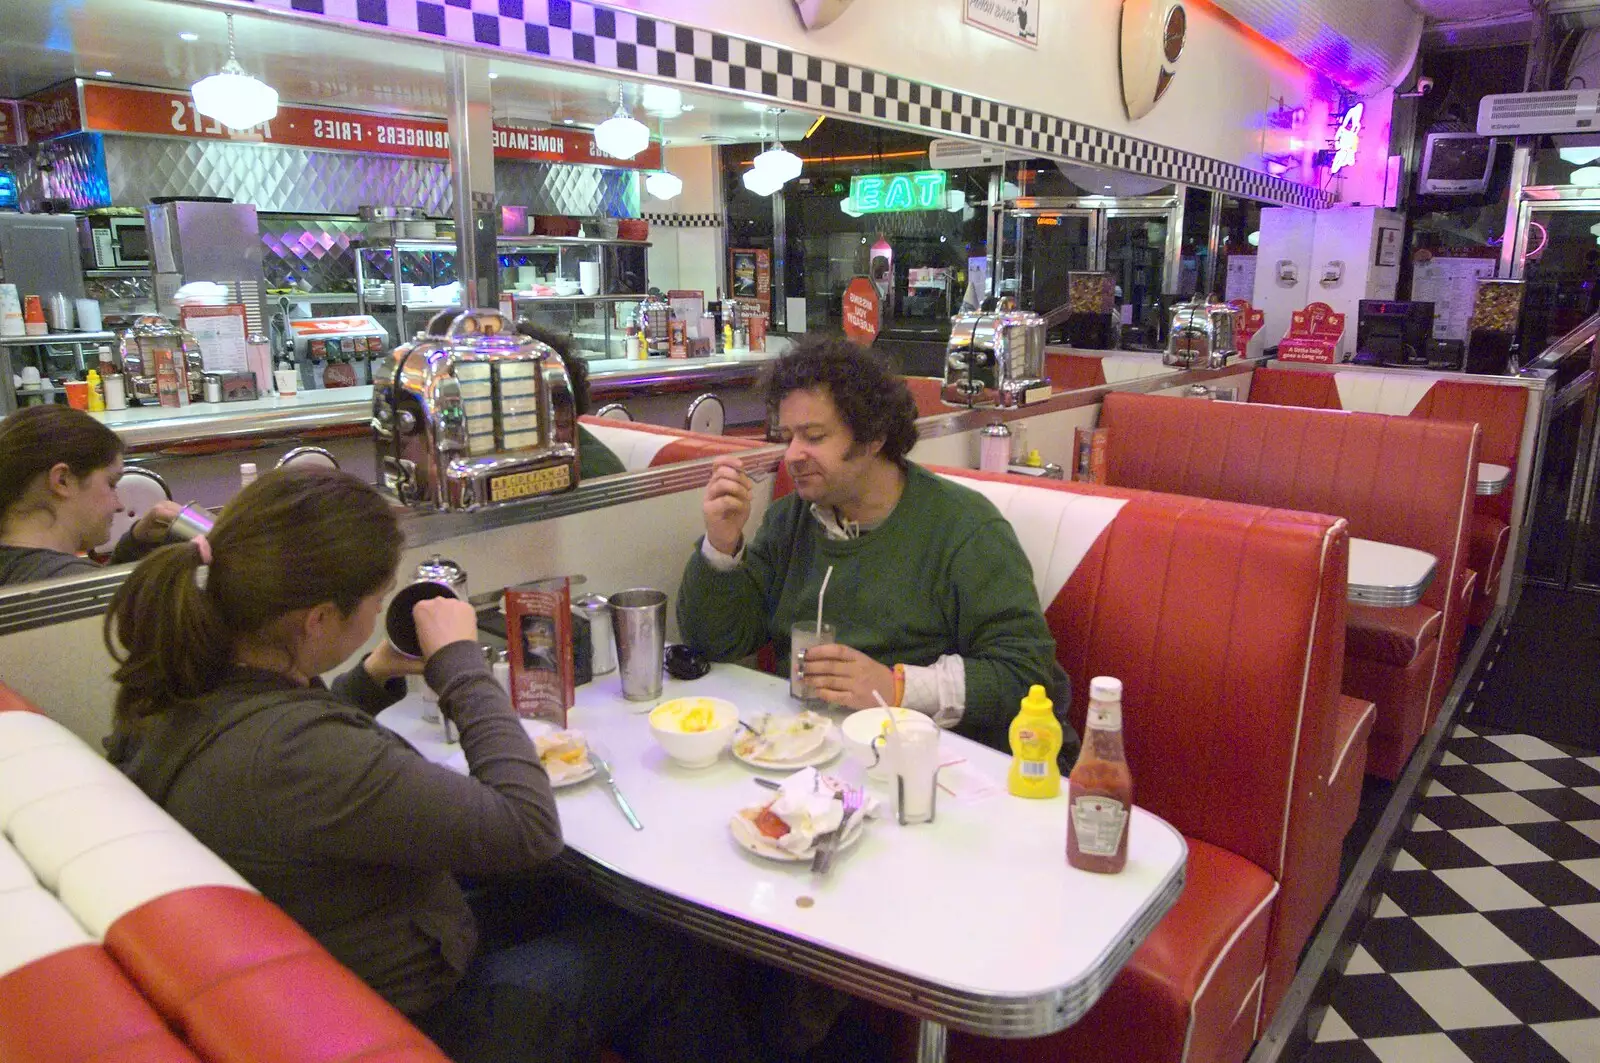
1067 676 1133 873
1007 684 1062 798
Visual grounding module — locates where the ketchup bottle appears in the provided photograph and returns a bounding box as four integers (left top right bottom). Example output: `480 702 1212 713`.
1067 676 1133 874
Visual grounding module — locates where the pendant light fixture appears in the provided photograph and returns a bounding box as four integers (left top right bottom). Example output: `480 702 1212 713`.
742 165 784 197
190 13 279 131
644 118 683 201
751 109 803 185
594 86 651 160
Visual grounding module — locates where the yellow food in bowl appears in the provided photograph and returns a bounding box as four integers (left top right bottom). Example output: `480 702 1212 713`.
650 697 735 733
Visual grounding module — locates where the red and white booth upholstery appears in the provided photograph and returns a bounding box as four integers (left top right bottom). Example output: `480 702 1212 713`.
0 686 451 1063
932 471 1366 1063
1099 391 1478 782
1249 365 1527 630
578 415 761 472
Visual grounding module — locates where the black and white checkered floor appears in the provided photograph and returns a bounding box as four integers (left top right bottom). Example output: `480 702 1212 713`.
1304 724 1600 1063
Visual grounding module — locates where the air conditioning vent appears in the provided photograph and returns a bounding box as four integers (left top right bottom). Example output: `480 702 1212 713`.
1478 90 1600 135
699 134 735 144
928 137 1032 169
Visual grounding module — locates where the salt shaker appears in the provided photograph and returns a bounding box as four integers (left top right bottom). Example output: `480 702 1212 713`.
979 422 1012 474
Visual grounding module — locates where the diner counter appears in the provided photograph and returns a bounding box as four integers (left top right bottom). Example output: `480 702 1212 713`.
88 352 782 448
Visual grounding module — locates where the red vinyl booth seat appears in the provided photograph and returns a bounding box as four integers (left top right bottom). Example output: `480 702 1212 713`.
578 415 762 471
1099 391 1479 782
0 689 452 1063
934 471 1356 1063
1248 366 1525 631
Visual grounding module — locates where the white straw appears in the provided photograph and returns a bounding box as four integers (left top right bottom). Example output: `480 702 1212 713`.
816 564 834 635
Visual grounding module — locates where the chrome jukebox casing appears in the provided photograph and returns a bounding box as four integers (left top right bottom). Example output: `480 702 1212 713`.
1164 298 1240 370
942 308 1053 408
372 308 578 510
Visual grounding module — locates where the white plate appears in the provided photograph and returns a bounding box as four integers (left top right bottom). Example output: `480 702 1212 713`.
546 760 596 789
729 805 866 862
445 720 595 788
732 729 842 771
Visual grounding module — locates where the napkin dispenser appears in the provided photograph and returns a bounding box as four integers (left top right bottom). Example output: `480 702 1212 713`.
942 307 1052 408
1164 298 1240 370
117 314 205 405
372 307 579 510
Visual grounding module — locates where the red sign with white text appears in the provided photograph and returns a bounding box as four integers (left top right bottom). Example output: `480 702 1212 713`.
76 82 661 168
1229 299 1266 350
1277 301 1346 364
0 102 21 147
23 82 83 143
842 277 882 344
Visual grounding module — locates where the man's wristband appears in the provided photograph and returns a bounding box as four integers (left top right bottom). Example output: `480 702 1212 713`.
892 663 906 707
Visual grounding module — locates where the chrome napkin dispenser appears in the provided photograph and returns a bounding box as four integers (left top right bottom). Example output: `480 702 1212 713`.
942 308 1052 408
1164 298 1240 370
372 307 578 510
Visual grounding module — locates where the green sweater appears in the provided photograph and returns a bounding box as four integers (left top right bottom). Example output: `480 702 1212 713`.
679 462 1075 759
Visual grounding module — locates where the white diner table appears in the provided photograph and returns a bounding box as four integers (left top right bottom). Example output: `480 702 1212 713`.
1348 538 1438 608
1477 462 1511 496
379 665 1187 1062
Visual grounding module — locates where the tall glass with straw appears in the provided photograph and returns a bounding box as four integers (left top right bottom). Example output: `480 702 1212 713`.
789 565 836 707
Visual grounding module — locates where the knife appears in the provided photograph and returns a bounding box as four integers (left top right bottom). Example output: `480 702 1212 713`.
586 750 643 831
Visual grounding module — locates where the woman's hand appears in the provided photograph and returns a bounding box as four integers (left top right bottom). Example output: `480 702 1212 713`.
796 643 896 711
363 639 426 683
131 500 183 544
413 596 481 660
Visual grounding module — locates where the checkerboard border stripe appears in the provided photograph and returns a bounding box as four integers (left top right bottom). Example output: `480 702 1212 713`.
642 212 722 228
238 0 1333 209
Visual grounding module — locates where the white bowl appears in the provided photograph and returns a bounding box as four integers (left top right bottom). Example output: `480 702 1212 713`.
648 697 739 768
841 707 936 778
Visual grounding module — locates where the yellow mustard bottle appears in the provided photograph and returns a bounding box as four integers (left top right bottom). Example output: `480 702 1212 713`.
1007 684 1063 798
85 369 106 412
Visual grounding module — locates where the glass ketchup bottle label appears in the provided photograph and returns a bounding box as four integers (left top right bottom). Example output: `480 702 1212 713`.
1069 794 1129 857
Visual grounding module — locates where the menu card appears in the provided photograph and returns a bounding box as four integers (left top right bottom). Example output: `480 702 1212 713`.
505 577 574 726
1411 255 1496 341
1225 256 1258 304
179 304 250 374
1073 427 1108 484
1277 302 1346 364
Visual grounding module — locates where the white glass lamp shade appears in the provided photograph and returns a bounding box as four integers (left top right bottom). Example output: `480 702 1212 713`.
1246 230 1261 247
840 196 863 218
753 144 803 184
1572 167 1600 188
742 167 783 196
1560 146 1600 167
191 62 279 130
645 170 684 201
594 110 651 160
946 189 967 213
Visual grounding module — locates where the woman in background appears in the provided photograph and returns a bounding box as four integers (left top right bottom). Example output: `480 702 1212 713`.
0 404 177 585
104 466 753 1063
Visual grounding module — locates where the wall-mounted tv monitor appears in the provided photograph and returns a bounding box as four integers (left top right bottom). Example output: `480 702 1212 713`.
1418 133 1495 195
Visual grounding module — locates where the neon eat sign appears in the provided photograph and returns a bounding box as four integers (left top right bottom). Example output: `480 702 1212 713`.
849 170 949 213
1330 103 1363 175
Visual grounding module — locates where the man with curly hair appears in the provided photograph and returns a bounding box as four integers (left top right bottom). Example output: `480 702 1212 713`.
678 336 1075 763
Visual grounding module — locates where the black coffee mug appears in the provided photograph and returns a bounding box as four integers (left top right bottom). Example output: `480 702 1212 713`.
664 643 710 681
385 581 461 658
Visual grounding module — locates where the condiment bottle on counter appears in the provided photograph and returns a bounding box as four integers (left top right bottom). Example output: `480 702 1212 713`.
636 329 649 361
85 369 106 412
1067 676 1133 874
1007 684 1062 798
239 462 258 490
102 371 127 411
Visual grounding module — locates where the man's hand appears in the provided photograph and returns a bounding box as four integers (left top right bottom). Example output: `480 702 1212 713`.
363 639 426 683
702 455 755 557
131 500 183 544
797 643 896 711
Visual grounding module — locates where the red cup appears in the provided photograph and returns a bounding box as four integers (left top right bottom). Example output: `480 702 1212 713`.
64 381 89 410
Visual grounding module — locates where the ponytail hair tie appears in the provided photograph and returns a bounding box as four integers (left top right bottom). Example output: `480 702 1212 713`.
192 535 212 564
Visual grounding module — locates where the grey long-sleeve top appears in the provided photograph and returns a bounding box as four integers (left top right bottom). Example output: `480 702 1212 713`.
109 641 560 1016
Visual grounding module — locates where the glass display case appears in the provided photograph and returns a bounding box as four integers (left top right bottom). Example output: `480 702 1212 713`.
354 235 649 358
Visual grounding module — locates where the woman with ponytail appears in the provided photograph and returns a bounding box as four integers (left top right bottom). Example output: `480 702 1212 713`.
0 405 179 584
104 466 754 1063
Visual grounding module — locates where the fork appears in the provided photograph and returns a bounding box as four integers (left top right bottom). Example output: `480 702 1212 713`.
811 787 864 876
